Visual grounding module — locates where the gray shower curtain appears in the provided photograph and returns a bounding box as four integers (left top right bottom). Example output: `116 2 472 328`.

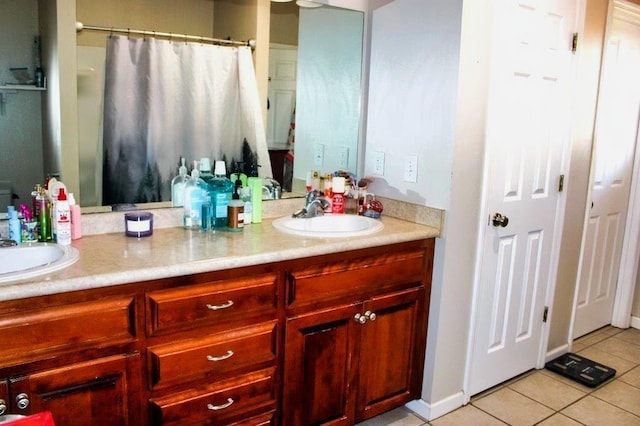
101 35 271 206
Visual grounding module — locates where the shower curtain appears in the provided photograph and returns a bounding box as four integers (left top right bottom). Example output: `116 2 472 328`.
101 35 272 206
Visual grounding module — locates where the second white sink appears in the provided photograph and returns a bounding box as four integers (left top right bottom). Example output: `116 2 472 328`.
272 214 384 238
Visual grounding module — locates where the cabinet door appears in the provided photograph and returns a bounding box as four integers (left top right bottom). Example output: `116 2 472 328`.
283 303 361 426
356 286 427 422
10 354 141 425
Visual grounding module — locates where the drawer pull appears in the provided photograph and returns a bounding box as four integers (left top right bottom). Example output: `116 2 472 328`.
206 300 234 311
206 350 234 362
207 398 234 411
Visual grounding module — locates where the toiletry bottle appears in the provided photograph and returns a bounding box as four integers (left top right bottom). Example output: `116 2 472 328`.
19 204 37 242
171 157 190 207
210 161 234 229
68 193 82 240
248 177 262 223
55 187 71 245
8 208 21 244
183 166 208 229
36 188 52 242
240 186 252 224
331 177 346 214
227 181 244 231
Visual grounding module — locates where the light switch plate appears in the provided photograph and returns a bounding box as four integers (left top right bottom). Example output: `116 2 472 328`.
338 146 349 169
373 151 385 175
404 155 418 182
313 144 324 167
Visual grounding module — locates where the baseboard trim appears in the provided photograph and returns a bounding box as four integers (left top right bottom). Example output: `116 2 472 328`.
545 343 570 363
631 315 640 330
405 392 465 421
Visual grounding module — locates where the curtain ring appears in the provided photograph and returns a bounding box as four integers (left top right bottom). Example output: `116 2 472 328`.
199 36 204 45
109 27 113 38
169 32 173 43
127 28 130 39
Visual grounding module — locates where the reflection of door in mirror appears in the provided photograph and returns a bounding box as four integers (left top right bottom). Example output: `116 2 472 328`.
267 45 297 189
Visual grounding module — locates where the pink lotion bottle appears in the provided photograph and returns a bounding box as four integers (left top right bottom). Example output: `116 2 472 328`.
68 192 82 240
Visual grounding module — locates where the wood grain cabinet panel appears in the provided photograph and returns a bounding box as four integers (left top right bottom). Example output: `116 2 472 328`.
0 295 137 366
146 273 278 336
8 353 142 425
147 321 277 390
149 368 277 426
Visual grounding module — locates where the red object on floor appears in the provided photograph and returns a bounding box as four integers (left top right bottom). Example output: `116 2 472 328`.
1 412 55 425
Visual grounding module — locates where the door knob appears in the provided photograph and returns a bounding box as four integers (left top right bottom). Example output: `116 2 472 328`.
491 213 509 227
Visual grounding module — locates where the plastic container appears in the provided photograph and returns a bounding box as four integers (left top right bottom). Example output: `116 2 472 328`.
68 193 82 240
183 168 209 230
171 157 190 207
55 187 71 245
248 177 262 223
331 177 346 214
8 208 21 244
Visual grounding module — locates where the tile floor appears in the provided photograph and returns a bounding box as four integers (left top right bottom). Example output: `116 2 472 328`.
357 326 640 425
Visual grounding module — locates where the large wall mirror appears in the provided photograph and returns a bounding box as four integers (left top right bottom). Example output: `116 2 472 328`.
0 0 365 212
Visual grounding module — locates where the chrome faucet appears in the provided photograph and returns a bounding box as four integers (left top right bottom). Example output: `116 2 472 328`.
292 190 330 218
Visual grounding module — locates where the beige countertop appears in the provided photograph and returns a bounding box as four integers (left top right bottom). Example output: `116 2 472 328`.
0 214 439 302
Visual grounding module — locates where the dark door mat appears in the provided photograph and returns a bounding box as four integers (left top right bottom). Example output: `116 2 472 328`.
545 353 616 387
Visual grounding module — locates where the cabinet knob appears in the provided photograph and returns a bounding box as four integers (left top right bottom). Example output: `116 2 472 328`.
207 398 234 411
15 393 29 410
0 399 6 415
364 310 377 321
354 313 367 324
206 300 234 311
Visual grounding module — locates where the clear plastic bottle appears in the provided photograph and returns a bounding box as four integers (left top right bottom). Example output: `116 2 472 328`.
210 161 234 229
171 157 190 207
182 167 209 230
8 207 21 244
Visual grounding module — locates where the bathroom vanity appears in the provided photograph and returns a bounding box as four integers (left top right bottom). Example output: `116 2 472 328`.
0 216 437 425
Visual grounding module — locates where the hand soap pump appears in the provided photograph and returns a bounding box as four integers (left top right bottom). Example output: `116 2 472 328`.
171 157 190 207
183 164 209 230
8 207 21 244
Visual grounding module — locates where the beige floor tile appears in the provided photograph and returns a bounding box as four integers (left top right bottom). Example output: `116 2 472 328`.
355 407 426 426
431 405 506 426
577 345 637 375
472 388 554 426
620 365 640 388
508 371 586 410
616 328 640 346
562 395 640 426
571 340 588 353
536 413 583 426
592 336 640 364
592 379 640 416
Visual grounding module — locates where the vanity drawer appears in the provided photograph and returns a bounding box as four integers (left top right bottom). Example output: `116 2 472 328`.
149 367 276 425
286 248 426 311
0 295 136 366
146 273 277 336
147 321 277 389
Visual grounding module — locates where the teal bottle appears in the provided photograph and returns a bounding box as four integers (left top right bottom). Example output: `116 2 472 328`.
210 161 234 228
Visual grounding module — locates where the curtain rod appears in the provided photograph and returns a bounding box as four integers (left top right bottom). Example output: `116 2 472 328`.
75 21 256 49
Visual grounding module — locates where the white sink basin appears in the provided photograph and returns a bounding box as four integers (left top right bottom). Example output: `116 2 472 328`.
0 242 79 283
272 214 384 238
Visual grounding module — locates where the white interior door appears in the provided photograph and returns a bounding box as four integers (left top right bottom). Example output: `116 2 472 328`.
266 45 297 149
573 0 640 339
468 0 578 396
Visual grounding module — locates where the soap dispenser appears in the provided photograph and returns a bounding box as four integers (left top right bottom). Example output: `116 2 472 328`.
183 164 209 230
171 157 190 207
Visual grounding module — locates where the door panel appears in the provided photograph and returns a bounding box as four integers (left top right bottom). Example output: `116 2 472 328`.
573 0 640 338
469 0 577 396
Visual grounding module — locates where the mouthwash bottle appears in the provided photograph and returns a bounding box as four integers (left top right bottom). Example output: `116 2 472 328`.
210 161 234 229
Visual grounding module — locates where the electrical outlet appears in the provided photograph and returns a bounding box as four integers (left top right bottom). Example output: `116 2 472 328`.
337 146 349 169
373 151 385 175
404 155 418 182
313 144 324 167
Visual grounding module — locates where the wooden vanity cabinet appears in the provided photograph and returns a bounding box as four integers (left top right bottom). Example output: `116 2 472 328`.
0 293 143 425
282 239 433 425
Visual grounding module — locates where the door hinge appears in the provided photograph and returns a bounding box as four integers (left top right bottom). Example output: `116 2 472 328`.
543 306 549 323
558 174 565 192
572 33 579 53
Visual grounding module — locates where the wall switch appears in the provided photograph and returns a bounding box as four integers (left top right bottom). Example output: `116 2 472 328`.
373 151 385 175
404 155 418 182
313 144 324 167
337 146 349 169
